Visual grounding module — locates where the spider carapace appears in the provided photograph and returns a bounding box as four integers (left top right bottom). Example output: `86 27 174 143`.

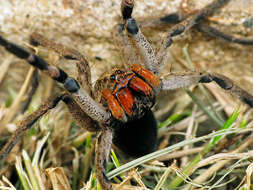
95 64 161 156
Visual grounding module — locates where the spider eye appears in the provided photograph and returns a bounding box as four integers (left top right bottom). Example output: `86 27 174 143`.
116 70 122 74
110 74 116 81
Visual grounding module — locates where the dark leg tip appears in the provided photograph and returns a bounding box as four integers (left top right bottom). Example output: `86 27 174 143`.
64 77 80 93
0 35 8 46
160 13 181 24
199 75 212 83
242 97 253 108
126 18 139 35
213 77 232 90
171 25 185 37
62 94 72 104
121 0 134 20
0 36 30 59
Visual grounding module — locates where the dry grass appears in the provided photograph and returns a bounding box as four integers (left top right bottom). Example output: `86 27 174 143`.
1 0 253 189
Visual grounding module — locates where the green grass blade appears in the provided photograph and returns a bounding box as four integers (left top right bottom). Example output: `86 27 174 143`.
168 108 240 188
107 127 251 179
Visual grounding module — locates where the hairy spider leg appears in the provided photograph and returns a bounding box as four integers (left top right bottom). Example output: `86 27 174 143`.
30 33 93 96
121 0 160 74
161 72 253 107
0 36 110 190
140 12 253 46
179 0 253 46
125 18 159 74
0 35 110 123
0 94 63 159
0 93 100 160
125 0 227 75
198 24 253 46
29 33 100 133
156 0 230 69
113 24 140 69
113 0 140 69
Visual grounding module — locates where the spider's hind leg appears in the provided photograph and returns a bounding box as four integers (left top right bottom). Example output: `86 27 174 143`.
0 94 64 159
156 0 230 73
0 92 100 161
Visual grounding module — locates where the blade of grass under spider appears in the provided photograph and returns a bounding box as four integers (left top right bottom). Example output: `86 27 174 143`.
85 133 92 148
79 134 93 189
22 150 40 190
182 45 194 71
5 85 16 107
182 45 225 124
208 157 249 190
1 175 17 190
167 108 240 188
106 127 251 179
15 156 32 190
110 149 123 184
198 84 225 123
240 119 248 128
32 132 50 166
72 147 79 190
154 165 173 190
32 133 50 190
158 111 191 129
211 108 240 145
111 149 120 168
71 131 91 148
185 88 224 127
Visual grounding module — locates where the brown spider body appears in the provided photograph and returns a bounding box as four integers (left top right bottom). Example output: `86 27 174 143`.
95 64 160 157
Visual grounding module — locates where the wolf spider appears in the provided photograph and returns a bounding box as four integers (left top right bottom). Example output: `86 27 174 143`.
1 0 253 189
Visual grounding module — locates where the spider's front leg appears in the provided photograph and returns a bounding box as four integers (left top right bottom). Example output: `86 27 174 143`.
123 0 230 75
28 33 101 129
0 35 110 124
0 35 108 155
161 72 253 108
113 0 140 69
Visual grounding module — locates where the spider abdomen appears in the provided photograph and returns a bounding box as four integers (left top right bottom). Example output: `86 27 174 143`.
113 109 157 157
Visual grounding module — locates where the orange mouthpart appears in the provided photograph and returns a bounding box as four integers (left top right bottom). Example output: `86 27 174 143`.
102 89 126 122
